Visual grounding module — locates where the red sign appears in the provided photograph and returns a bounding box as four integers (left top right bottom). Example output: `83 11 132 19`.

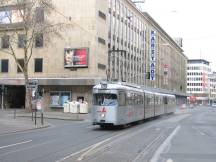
97 107 107 113
189 95 196 102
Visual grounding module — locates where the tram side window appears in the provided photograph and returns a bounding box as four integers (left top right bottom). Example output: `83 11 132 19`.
126 92 134 105
137 94 143 104
146 97 151 105
164 97 168 105
119 92 126 106
155 96 159 105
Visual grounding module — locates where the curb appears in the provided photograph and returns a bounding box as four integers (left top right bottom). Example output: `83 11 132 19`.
17 115 85 121
0 124 50 136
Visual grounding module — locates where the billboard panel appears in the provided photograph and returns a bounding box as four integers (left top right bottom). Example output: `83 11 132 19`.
64 48 88 68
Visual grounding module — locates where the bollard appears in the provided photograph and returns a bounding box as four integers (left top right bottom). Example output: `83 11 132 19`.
35 111 37 125
41 112 44 125
14 109 16 119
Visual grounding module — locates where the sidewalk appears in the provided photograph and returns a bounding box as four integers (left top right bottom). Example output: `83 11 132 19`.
0 109 90 135
0 110 49 135
16 110 90 121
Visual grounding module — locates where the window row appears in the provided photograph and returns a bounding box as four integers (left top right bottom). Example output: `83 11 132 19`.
187 66 211 72
187 66 201 70
0 7 44 25
0 34 43 49
187 77 203 81
187 88 203 92
187 83 204 86
0 59 43 73
187 72 203 76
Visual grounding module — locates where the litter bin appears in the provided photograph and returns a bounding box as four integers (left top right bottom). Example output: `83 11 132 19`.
80 102 88 113
69 101 79 113
63 102 70 113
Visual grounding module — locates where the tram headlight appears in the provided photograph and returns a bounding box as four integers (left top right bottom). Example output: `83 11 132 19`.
101 113 105 118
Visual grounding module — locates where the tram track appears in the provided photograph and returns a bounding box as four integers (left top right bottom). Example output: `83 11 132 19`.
56 113 189 162
56 122 169 162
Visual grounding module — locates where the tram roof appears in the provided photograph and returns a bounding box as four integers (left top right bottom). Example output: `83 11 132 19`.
93 82 143 92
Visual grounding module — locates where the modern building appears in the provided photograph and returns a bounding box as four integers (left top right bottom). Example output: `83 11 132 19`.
0 0 188 110
187 59 212 105
209 72 216 103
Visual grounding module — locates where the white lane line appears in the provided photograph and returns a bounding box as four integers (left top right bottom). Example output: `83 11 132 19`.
77 137 113 161
132 133 164 162
150 125 181 162
85 125 97 129
56 144 95 162
166 159 173 162
0 140 32 150
56 130 130 162
56 138 113 162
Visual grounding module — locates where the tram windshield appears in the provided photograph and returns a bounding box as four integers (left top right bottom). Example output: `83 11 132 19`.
93 93 117 106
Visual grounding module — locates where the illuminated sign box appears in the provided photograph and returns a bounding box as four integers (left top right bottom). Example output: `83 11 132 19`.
64 48 89 68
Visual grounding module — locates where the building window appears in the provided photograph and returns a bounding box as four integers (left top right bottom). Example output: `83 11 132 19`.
50 91 71 107
35 33 43 47
17 59 24 73
0 10 24 24
98 37 106 45
98 10 106 20
34 58 43 72
1 59 8 73
98 63 106 70
1 35 9 49
35 7 44 23
18 34 26 48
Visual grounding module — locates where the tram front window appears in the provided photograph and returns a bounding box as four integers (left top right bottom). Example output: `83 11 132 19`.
94 94 117 106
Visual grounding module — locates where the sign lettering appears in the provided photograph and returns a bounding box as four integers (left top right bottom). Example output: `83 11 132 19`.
150 30 156 81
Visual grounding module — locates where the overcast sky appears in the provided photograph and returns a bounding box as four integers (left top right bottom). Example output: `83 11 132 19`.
138 0 216 70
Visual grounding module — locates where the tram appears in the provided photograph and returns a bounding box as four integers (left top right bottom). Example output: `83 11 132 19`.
92 81 176 127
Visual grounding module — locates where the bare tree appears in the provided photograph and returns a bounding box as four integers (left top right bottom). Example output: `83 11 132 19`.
0 0 67 111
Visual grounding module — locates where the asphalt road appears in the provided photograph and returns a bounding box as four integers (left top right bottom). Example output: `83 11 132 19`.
0 106 215 162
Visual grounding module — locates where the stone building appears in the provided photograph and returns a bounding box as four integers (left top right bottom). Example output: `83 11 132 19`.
0 0 187 110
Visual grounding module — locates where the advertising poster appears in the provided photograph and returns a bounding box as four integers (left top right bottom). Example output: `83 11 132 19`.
64 48 88 68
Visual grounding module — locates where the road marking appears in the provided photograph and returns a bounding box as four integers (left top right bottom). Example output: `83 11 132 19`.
132 133 164 162
85 125 97 129
0 140 32 150
56 136 115 162
166 158 173 162
56 129 136 162
0 139 56 157
77 137 113 161
56 144 95 162
150 125 181 162
192 127 206 136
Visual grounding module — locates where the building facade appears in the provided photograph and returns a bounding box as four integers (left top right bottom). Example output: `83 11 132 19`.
0 0 187 110
187 59 212 105
209 72 216 103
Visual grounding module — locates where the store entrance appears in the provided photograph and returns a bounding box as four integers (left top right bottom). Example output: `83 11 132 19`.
5 86 25 109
